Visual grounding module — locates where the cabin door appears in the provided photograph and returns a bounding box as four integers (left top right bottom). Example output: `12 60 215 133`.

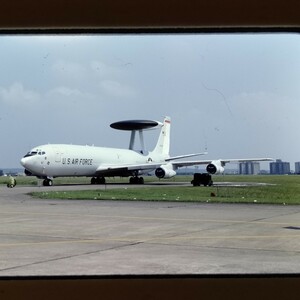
54 148 61 162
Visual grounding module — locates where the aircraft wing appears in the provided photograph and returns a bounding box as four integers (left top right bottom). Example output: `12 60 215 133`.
172 158 273 168
96 162 163 175
172 160 214 168
95 157 273 176
95 151 207 174
217 158 274 164
165 152 208 161
96 157 273 172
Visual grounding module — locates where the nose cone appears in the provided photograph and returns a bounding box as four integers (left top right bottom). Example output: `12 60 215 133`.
20 157 27 167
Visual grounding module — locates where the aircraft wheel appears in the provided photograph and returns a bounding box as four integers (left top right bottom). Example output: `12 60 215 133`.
91 177 96 184
130 177 142 184
43 179 53 186
96 177 105 184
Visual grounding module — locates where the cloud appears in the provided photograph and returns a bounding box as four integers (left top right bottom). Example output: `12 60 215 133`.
90 61 121 78
0 83 40 106
100 80 137 98
231 91 294 122
48 86 92 98
44 86 98 117
51 60 88 84
51 60 133 98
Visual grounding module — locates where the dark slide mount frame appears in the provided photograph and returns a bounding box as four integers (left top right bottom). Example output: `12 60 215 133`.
0 1 299 299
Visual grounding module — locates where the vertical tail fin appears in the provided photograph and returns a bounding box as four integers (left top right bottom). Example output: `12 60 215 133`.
152 116 171 156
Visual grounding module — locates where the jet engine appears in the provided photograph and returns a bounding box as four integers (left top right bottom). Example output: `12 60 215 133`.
206 160 225 175
155 164 177 179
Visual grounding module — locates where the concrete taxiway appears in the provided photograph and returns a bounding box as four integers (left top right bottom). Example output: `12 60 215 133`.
0 182 300 276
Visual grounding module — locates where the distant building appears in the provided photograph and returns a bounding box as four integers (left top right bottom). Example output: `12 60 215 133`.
0 169 3 176
295 162 300 174
239 162 260 175
270 159 290 175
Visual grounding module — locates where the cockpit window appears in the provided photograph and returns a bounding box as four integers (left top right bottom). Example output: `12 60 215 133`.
23 151 38 158
23 150 46 157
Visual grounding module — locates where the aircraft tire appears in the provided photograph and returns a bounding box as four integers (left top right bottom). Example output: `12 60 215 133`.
96 177 105 184
91 177 96 184
43 179 53 186
130 176 143 184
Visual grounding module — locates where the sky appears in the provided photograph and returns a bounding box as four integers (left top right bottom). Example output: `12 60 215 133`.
0 33 299 170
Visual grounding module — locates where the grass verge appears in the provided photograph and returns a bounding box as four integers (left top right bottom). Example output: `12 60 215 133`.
29 175 300 205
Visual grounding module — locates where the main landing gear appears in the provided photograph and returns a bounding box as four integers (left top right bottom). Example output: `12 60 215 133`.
129 176 144 184
90 176 144 185
91 177 106 184
43 178 53 186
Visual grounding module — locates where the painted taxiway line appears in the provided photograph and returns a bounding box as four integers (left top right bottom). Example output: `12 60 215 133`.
1 209 300 228
0 233 299 249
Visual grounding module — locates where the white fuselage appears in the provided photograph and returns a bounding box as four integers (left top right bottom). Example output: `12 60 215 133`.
21 144 167 178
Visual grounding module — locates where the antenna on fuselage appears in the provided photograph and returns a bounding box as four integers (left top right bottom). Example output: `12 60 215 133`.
110 119 160 153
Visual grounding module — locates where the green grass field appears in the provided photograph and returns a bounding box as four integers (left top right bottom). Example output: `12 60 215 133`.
3 175 297 205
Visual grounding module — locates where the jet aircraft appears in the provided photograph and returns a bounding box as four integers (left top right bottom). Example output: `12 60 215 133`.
20 116 272 186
